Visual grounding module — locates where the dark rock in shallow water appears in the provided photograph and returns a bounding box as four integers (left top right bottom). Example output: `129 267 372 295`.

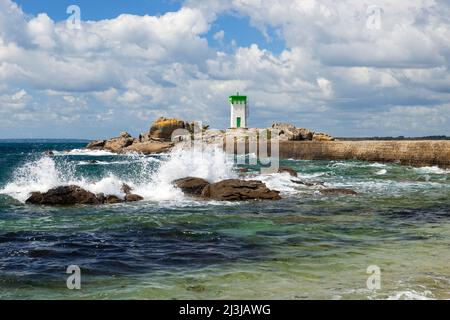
278 167 298 177
43 150 54 156
105 195 123 204
320 188 358 195
26 186 101 205
201 179 281 201
173 177 210 196
125 194 144 202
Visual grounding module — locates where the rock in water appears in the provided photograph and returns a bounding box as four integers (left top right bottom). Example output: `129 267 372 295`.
86 140 106 149
149 117 188 141
173 177 210 196
103 133 135 152
320 188 357 195
26 186 101 205
201 179 281 201
278 167 298 177
124 141 173 154
125 194 144 202
105 195 123 204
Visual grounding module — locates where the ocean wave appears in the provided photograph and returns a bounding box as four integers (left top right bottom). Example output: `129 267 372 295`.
413 166 450 175
375 169 387 175
52 149 120 156
0 146 237 204
387 290 435 300
77 158 160 166
329 161 388 169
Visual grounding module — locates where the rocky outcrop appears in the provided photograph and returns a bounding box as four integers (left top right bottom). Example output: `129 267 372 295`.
26 184 145 206
272 123 331 141
26 186 102 205
125 194 144 202
86 140 106 149
86 117 199 154
172 177 210 196
149 117 188 141
201 179 281 201
124 141 173 154
103 132 136 153
105 195 123 204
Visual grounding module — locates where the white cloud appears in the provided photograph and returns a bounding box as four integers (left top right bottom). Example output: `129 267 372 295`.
213 30 225 41
0 0 449 138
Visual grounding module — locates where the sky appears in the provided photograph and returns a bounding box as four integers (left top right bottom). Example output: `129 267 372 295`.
1 0 450 139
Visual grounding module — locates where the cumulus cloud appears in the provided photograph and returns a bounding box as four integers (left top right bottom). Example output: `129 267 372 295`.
0 0 450 138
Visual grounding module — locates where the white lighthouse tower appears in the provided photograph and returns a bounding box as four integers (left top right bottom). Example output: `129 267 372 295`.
229 92 248 129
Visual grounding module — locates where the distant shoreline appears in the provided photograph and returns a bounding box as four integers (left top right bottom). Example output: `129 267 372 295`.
0 139 90 143
337 136 450 141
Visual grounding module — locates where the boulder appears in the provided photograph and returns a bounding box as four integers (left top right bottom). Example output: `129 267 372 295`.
25 186 101 205
149 117 189 141
201 179 281 201
105 195 123 204
173 177 210 196
272 123 314 141
125 194 144 202
86 140 106 149
103 133 135 152
124 141 174 154
297 128 314 140
319 188 357 195
278 167 298 177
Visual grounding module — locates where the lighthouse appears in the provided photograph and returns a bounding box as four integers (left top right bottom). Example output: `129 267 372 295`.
229 92 248 129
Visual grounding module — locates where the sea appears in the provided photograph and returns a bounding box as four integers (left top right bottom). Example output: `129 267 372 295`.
0 140 449 299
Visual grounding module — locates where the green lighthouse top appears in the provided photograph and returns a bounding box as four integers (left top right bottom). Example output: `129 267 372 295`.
229 92 247 104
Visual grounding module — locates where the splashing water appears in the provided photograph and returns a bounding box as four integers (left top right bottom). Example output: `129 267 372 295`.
0 146 237 203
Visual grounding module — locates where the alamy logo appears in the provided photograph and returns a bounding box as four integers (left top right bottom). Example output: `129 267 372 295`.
66 5 82 30
171 122 280 173
366 5 383 30
366 265 381 290
66 265 81 290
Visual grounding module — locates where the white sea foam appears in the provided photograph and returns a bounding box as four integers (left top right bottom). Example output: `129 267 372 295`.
52 149 119 156
387 290 435 300
413 166 449 175
375 169 387 175
77 158 160 166
251 172 299 195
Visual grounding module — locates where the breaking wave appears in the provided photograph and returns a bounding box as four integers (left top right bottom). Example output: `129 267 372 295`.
0 146 237 203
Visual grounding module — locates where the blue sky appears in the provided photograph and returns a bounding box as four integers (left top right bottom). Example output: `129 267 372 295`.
1 0 450 139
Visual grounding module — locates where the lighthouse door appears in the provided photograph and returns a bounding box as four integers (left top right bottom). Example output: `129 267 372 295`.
236 117 241 128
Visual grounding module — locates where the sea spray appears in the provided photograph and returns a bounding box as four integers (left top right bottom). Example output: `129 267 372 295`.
133 146 237 202
0 156 76 202
0 146 238 203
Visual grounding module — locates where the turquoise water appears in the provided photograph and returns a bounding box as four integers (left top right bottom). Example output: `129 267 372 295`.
0 140 449 299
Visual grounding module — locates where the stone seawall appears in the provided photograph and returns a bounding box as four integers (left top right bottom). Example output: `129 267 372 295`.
278 140 450 168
